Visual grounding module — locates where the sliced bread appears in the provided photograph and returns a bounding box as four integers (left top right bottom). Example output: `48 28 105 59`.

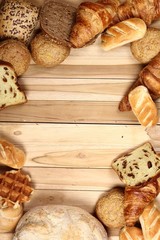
112 142 160 186
0 61 27 110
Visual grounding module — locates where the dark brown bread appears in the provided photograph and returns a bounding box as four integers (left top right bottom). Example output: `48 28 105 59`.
40 0 77 47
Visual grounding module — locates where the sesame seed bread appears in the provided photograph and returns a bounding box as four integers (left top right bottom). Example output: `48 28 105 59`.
0 0 39 44
0 61 27 110
112 142 160 186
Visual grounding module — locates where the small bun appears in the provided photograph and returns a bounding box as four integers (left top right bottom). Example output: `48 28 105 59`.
0 0 39 44
30 32 70 67
131 27 160 63
0 204 23 233
96 187 125 228
120 226 144 240
0 39 31 76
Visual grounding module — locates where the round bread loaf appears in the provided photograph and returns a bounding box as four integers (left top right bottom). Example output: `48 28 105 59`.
96 187 125 228
13 205 108 240
0 204 23 233
0 0 39 44
30 32 70 67
131 27 160 64
0 39 31 76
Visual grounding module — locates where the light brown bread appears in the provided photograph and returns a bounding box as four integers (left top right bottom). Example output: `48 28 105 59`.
112 142 160 186
0 39 31 76
131 28 160 64
101 18 146 51
13 205 108 240
0 0 39 44
0 61 27 110
128 86 158 127
0 139 25 169
30 32 70 67
120 226 144 240
96 187 125 228
140 202 160 240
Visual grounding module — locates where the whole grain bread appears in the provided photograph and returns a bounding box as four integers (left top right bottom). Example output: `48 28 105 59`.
0 61 27 110
40 0 76 47
131 27 160 64
112 142 160 186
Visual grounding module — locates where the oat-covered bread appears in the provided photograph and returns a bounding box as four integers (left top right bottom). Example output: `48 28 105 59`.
96 187 125 228
30 32 70 67
131 28 160 64
0 0 39 44
0 39 31 76
112 142 160 186
40 0 76 47
0 61 27 110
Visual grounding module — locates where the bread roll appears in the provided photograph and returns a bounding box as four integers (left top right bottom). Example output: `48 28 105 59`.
120 226 144 240
128 86 158 127
0 204 23 233
96 187 125 228
0 139 25 169
101 18 146 51
13 205 108 240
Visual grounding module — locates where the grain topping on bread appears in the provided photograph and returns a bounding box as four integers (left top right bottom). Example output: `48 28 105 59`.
112 142 160 186
0 61 27 110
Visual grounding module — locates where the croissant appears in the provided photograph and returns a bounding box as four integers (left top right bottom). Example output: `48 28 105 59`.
140 202 160 240
119 52 160 111
117 0 160 26
124 176 159 226
69 0 120 48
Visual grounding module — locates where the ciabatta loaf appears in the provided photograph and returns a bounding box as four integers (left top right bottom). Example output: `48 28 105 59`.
112 142 160 186
140 202 160 240
0 61 27 110
128 86 158 127
101 18 146 51
120 226 144 240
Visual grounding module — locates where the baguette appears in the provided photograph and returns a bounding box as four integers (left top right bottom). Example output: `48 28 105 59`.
120 226 144 240
128 86 158 127
101 18 146 51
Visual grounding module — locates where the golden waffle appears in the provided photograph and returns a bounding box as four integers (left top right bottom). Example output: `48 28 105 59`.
0 170 33 208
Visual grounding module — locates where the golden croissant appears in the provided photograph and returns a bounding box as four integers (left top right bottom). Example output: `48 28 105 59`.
69 0 120 48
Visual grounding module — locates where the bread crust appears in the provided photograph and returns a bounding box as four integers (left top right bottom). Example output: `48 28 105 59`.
120 226 144 240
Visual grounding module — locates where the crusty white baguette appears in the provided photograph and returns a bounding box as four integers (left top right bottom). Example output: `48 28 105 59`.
128 86 158 127
0 139 26 169
101 18 146 51
120 226 144 240
140 202 160 240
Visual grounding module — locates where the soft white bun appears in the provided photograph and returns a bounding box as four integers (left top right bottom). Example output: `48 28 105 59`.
0 205 23 233
13 205 108 240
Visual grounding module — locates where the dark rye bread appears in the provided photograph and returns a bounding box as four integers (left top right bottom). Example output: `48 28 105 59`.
112 142 160 186
40 0 76 47
0 61 27 110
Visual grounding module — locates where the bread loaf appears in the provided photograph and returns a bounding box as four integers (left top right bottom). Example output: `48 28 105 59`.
101 18 146 51
119 226 144 240
140 202 160 240
128 86 158 127
13 205 108 240
0 139 25 169
0 61 27 110
112 142 160 186
0 204 23 233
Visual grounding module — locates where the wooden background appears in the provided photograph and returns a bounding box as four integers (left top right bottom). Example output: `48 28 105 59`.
0 0 160 239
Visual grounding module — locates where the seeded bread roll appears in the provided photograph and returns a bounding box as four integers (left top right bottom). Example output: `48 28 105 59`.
0 39 31 76
96 187 125 228
30 32 70 67
0 0 39 44
0 61 27 110
112 142 160 186
101 18 146 51
131 27 160 64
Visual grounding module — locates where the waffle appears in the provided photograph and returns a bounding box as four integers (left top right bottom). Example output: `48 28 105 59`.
0 170 33 208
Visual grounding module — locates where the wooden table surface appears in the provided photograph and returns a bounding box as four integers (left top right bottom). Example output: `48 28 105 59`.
1 1 160 239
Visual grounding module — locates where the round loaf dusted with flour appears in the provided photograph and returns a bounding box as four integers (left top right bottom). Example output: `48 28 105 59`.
0 0 39 44
13 205 108 240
